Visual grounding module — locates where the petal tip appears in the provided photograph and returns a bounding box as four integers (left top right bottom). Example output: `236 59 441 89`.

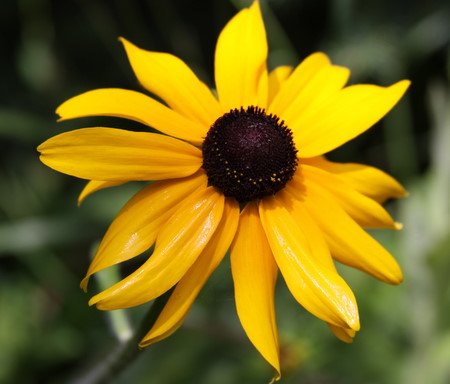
119 36 135 52
88 295 101 307
390 272 404 285
400 188 409 198
138 339 150 349
394 222 404 230
391 79 412 97
348 318 361 332
80 276 90 292
382 267 404 285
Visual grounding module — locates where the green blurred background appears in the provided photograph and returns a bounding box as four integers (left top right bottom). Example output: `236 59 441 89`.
1 0 449 383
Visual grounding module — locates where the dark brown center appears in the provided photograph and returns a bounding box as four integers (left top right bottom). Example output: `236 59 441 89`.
202 106 298 202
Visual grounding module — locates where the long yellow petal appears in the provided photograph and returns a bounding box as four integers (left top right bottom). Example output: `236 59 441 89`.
78 180 126 205
291 175 403 284
231 201 280 379
301 156 407 203
259 194 360 330
294 80 411 157
281 185 359 346
120 38 222 127
277 189 335 270
140 197 239 347
57 88 207 145
80 172 207 291
280 186 359 343
301 164 399 229
38 128 202 181
89 186 225 310
268 52 331 117
215 1 268 110
268 66 293 105
272 65 350 129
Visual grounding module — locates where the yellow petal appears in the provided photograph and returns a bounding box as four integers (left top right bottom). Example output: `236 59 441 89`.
327 323 356 343
230 201 280 379
277 189 335 270
78 180 126 205
80 172 207 291
140 197 239 347
301 164 399 229
57 88 207 145
268 52 331 116
120 38 222 127
294 80 411 157
302 156 407 203
268 66 293 105
215 1 268 110
38 128 202 181
292 174 403 284
259 194 359 330
89 186 225 310
272 65 350 129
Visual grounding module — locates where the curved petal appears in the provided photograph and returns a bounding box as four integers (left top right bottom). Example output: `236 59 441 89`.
268 66 293 105
301 164 400 229
230 201 280 380
290 174 403 284
294 80 411 157
78 180 127 205
215 1 268 110
57 88 207 145
277 189 335 270
80 172 207 291
301 156 407 203
281 186 360 342
120 38 222 127
259 194 359 330
272 65 350 130
89 186 225 310
140 197 239 347
328 323 356 343
38 128 202 181
268 52 331 116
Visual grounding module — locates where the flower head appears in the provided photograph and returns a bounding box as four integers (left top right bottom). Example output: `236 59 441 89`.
38 1 409 380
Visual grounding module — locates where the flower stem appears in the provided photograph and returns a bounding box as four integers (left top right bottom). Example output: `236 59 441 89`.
70 291 172 384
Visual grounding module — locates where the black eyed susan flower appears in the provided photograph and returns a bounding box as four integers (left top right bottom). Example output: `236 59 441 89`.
38 1 409 380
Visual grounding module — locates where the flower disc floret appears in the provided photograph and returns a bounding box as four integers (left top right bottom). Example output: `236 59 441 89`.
202 106 298 202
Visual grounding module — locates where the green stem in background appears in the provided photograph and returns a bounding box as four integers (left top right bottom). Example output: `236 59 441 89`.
70 291 172 384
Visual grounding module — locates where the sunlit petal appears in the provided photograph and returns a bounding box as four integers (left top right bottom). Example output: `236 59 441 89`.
269 52 331 116
57 88 207 144
291 174 403 284
259 194 359 330
302 156 407 203
268 66 293 105
140 197 239 347
215 1 268 110
38 128 202 181
120 38 222 126
301 164 399 229
272 65 350 129
231 201 280 379
80 172 207 291
89 187 225 310
293 80 411 157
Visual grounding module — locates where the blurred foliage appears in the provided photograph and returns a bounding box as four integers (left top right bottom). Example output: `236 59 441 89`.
1 0 449 383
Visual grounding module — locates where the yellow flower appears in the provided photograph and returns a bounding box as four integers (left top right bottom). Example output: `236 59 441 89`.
38 1 409 380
